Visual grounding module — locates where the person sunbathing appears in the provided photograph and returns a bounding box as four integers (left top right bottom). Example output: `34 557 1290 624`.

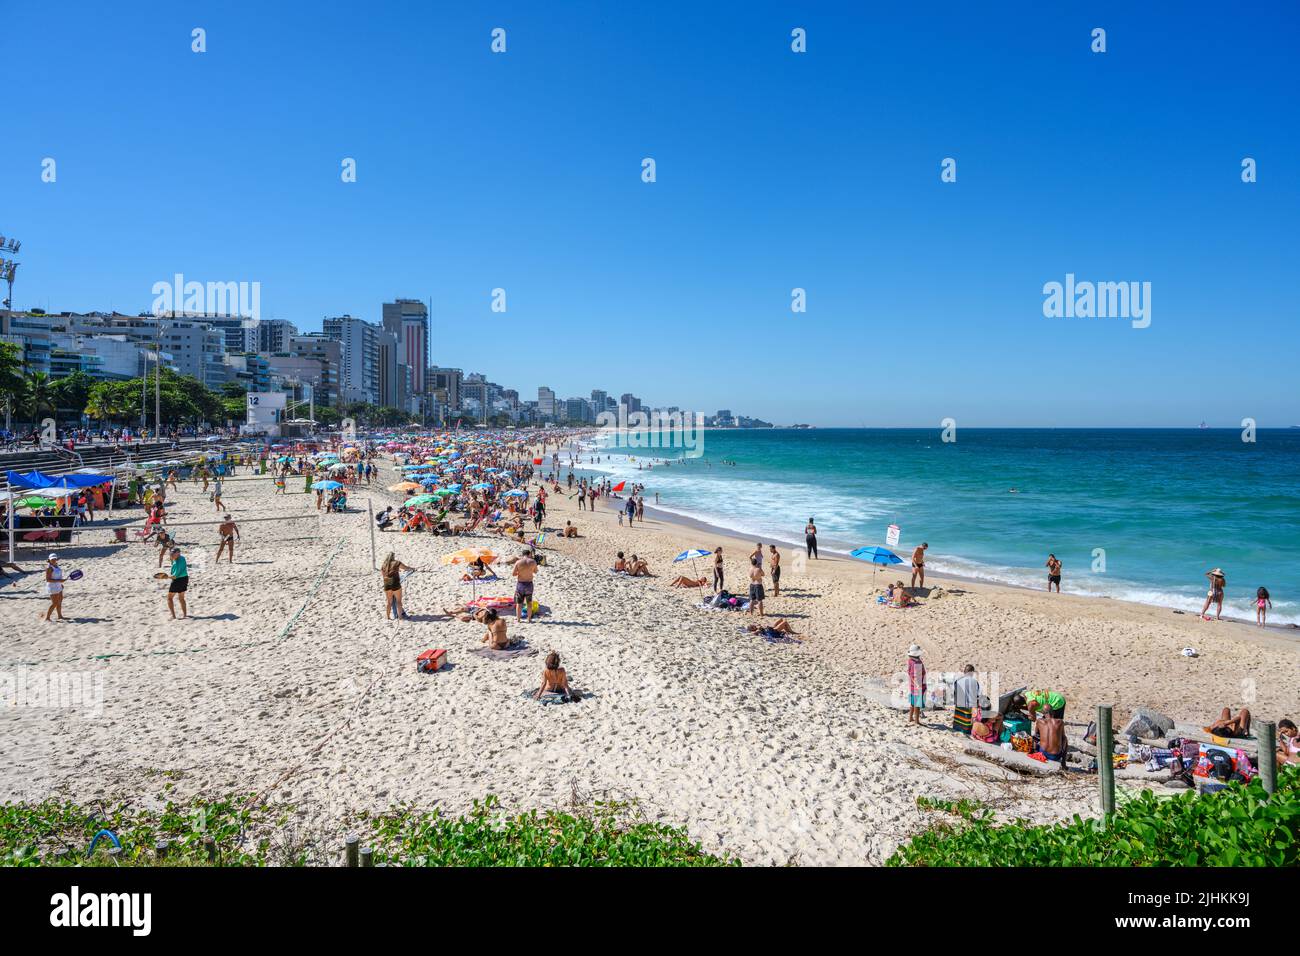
670 575 707 588
563 521 578 538
613 552 627 573
533 651 578 701
745 618 798 637
1277 719 1299 766
1207 707 1252 739
628 555 651 576
480 608 510 649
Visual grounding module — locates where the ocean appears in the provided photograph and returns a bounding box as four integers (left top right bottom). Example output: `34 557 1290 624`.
581 428 1300 627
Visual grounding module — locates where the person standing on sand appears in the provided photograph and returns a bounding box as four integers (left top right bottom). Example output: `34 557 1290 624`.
167 546 189 620
805 518 818 559
381 552 416 620
906 645 926 726
748 557 765 616
43 554 66 622
513 548 538 623
712 547 724 592
1200 568 1226 620
216 514 241 564
1256 587 1272 627
911 543 928 588
211 477 224 512
1045 554 1062 593
769 544 781 596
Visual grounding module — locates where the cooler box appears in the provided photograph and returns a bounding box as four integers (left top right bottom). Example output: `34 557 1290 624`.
417 649 447 673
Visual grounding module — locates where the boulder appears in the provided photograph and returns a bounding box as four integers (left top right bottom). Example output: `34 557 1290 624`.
1121 707 1175 740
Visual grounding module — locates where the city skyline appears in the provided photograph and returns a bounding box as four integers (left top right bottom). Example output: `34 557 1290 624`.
4 3 1298 426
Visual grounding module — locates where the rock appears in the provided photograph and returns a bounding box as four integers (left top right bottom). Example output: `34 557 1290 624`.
1121 707 1175 740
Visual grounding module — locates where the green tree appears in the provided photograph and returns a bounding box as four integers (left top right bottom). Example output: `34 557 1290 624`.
18 371 56 421
52 371 95 422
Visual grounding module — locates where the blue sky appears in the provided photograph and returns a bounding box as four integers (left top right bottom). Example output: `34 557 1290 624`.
4 1 1298 426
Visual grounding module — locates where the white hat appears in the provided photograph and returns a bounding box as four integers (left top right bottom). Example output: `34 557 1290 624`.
907 644 922 657
48 553 59 561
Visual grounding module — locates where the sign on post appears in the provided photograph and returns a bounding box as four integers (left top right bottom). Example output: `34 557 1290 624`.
886 524 901 547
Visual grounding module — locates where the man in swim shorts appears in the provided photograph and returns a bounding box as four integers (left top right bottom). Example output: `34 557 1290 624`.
768 544 781 596
1046 553 1062 593
1036 712 1068 762
512 548 537 623
216 514 241 564
911 543 928 587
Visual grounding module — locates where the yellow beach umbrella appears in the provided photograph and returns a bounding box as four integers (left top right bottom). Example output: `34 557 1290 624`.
440 547 497 566
388 481 422 493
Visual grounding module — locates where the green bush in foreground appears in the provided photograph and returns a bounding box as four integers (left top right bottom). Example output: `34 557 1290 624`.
367 796 738 867
2 792 734 867
888 764 1299 867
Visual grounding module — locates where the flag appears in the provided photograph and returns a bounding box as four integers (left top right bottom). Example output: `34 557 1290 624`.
612 481 625 492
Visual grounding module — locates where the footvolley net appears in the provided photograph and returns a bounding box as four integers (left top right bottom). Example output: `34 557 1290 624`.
116 511 326 550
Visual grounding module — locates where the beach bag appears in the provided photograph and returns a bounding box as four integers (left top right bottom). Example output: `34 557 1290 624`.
416 649 447 673
1011 732 1033 754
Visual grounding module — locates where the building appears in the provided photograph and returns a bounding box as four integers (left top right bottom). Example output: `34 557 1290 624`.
159 321 228 390
376 329 401 409
537 386 557 420
323 314 381 406
255 319 298 354
620 393 642 414
565 397 593 423
382 299 428 397
429 366 463 412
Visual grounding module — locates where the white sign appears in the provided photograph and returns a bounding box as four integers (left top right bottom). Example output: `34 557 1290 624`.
886 524 901 547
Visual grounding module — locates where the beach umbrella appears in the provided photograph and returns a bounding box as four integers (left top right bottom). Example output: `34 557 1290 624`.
419 475 441 486
672 548 712 595
17 496 58 509
850 545 903 587
440 547 497 566
502 489 526 497
388 481 421 493
403 494 439 507
430 488 455 498
314 480 344 491
443 483 462 493
470 482 494 491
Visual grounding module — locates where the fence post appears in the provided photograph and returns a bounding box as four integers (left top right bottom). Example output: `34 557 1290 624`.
367 497 377 571
345 834 359 867
1098 705 1115 822
360 846 374 868
1259 721 1277 795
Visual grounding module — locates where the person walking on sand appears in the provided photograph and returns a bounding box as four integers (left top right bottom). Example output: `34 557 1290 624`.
1200 567 1226 620
1045 553 1062 593
167 546 189 619
712 546 724 592
748 557 765 616
769 544 781 597
43 554 66 622
512 548 538 623
805 518 818 559
906 645 926 726
911 543 928 588
1255 587 1272 627
216 514 241 564
381 552 416 620
211 477 224 512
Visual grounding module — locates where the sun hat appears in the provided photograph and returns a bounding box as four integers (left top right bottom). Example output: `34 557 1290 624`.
48 553 59 561
907 644 923 658
1209 568 1224 576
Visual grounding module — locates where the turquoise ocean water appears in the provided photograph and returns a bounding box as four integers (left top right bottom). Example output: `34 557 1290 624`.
584 428 1300 627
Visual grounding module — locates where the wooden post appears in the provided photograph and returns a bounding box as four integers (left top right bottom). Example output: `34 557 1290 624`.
367 497 377 571
1259 721 1277 795
204 835 217 864
345 834 359 868
360 846 374 868
155 840 169 860
1098 705 1115 822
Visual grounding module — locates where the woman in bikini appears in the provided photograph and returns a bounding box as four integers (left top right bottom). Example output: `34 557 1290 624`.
1200 568 1226 620
480 607 510 649
381 552 416 620
534 651 577 701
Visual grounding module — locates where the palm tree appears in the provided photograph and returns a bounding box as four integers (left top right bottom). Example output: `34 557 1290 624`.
18 371 56 423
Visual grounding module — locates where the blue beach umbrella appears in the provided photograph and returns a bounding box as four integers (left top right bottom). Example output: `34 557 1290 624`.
850 546 903 586
470 482 494 490
502 489 526 497
314 480 343 490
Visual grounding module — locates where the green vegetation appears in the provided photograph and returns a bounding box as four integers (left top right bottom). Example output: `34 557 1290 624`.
1 791 294 867
366 796 737 867
889 765 1299 867
2 792 734 867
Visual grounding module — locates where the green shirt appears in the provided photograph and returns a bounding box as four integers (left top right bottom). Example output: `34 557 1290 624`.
171 556 188 578
1028 689 1065 711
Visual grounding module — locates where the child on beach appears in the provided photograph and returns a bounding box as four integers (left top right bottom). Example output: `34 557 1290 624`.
906 644 926 725
1256 587 1272 627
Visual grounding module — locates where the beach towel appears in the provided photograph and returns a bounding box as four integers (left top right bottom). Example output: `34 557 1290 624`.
470 645 538 661
520 688 582 706
952 706 973 733
738 625 801 645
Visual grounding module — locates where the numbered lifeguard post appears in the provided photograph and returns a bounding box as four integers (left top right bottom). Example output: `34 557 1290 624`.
242 391 287 437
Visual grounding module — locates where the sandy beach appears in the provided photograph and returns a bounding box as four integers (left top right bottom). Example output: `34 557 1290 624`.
2 453 1295 866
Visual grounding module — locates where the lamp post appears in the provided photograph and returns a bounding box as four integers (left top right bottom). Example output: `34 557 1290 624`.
0 234 21 432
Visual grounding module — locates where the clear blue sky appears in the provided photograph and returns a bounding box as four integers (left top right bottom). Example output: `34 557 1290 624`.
4 1 1298 426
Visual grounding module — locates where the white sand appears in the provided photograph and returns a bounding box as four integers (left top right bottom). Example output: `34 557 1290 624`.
11 456 1290 865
